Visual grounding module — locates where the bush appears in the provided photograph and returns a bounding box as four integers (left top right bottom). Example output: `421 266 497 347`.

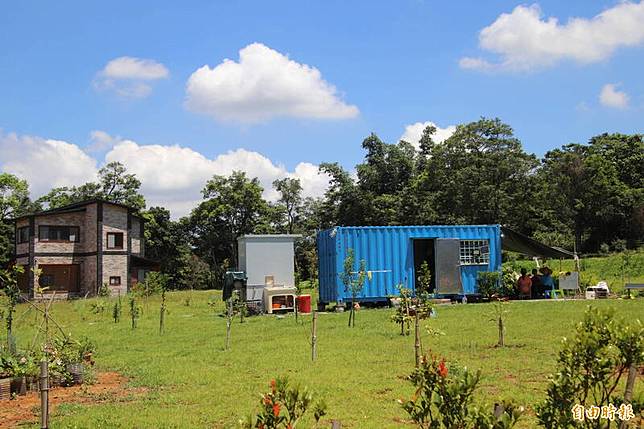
536 307 643 427
477 270 515 298
240 377 327 428
400 354 523 428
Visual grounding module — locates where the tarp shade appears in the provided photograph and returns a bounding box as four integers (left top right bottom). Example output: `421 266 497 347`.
501 227 575 259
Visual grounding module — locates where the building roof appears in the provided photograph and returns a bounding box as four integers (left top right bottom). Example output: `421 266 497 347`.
238 234 302 242
12 198 143 221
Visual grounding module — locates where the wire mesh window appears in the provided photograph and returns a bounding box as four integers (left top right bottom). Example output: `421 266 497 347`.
459 240 490 265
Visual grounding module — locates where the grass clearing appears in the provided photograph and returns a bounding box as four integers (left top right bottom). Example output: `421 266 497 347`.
5 291 644 428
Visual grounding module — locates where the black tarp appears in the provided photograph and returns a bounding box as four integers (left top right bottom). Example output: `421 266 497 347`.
501 227 575 259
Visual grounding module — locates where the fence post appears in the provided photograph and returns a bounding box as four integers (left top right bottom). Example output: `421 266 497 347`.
225 298 232 351
620 363 637 429
414 310 421 368
311 311 318 361
40 360 49 429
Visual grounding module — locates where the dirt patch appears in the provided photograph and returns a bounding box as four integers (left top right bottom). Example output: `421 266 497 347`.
0 372 146 428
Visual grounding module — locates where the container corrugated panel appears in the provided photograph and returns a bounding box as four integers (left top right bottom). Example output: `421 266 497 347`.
317 225 501 303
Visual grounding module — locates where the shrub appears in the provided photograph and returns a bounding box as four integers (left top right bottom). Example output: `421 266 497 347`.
97 282 110 298
477 271 501 298
536 307 643 427
400 354 523 428
240 377 327 428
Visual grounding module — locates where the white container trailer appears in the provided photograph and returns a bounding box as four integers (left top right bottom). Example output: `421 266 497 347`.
237 234 301 288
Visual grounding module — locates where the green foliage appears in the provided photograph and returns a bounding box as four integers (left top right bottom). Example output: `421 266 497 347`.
0 173 37 265
190 171 269 288
477 271 501 299
477 269 516 298
273 177 302 234
36 161 145 210
339 248 367 327
132 271 168 297
416 261 432 294
400 355 523 428
536 307 644 427
89 300 107 315
391 286 434 336
128 295 142 329
391 286 414 336
240 377 327 429
0 264 24 351
489 300 509 347
112 297 121 323
98 282 111 298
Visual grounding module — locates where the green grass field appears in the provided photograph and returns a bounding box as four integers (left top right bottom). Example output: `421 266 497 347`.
8 290 643 428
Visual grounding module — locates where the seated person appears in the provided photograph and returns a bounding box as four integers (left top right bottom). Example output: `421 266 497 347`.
516 268 532 298
540 267 555 296
531 269 543 298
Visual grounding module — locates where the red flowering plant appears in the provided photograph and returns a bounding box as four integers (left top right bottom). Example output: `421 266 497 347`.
240 377 327 429
400 354 523 429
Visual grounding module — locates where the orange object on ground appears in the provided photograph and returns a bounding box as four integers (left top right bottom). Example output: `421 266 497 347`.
297 295 312 313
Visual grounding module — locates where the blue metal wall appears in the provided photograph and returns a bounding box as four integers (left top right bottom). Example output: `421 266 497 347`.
317 225 501 303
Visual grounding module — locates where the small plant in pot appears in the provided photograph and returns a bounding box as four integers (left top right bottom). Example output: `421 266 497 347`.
12 351 38 395
0 350 16 400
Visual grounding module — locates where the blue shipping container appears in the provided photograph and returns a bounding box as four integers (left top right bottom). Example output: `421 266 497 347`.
317 225 502 305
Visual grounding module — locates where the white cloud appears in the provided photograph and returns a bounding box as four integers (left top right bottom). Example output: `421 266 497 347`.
86 130 120 153
0 132 97 196
399 121 456 148
101 57 169 80
185 42 359 123
461 2 644 72
0 130 329 218
95 56 169 98
599 83 630 109
106 140 330 215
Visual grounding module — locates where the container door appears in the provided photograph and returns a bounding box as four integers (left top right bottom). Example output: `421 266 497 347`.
434 239 463 294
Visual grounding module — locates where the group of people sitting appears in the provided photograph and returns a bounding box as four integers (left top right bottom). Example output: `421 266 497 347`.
516 266 555 299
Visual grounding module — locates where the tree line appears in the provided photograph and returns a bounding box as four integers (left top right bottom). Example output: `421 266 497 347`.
0 117 642 288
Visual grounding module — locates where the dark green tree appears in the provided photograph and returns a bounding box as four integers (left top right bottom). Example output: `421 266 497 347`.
37 161 145 210
189 171 269 284
0 173 37 265
272 177 302 234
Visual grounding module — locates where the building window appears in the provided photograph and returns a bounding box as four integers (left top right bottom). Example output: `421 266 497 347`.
38 226 80 242
39 274 55 287
109 276 121 286
17 226 29 244
459 240 490 265
107 232 124 249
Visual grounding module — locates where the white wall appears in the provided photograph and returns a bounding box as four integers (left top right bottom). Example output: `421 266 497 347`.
238 235 300 287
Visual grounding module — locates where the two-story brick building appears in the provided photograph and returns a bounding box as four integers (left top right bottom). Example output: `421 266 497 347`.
13 199 158 298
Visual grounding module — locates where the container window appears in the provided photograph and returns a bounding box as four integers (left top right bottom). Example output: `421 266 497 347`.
459 240 490 265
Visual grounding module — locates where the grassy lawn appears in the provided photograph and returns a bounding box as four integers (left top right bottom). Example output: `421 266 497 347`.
7 290 643 428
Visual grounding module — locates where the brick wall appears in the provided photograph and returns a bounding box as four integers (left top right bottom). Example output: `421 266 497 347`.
34 211 89 253
102 205 128 251
131 216 143 255
102 254 128 296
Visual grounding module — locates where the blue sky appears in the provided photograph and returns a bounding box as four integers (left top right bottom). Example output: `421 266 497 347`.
1 1 643 216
